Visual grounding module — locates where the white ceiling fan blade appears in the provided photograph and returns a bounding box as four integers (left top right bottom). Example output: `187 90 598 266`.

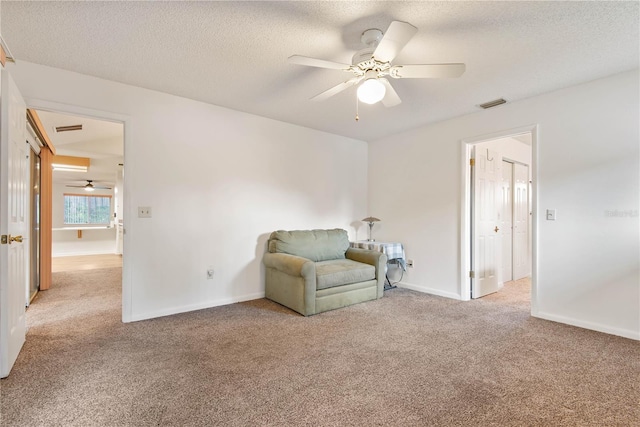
379 79 401 107
311 77 363 102
390 63 466 79
373 21 418 63
288 55 351 70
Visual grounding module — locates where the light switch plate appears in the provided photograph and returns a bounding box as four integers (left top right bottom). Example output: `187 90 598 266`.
546 209 556 221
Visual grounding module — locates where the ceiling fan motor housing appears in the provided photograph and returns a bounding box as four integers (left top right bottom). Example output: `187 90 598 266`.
361 28 383 46
352 28 389 75
352 28 383 66
352 48 375 66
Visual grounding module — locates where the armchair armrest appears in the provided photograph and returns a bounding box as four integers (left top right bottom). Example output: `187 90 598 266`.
263 252 315 279
263 252 317 316
346 248 387 298
346 247 387 268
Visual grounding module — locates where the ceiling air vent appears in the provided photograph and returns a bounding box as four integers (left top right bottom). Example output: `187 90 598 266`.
54 124 83 133
479 98 507 109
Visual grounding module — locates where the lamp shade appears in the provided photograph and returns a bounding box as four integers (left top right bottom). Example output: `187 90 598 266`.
362 217 381 223
357 79 386 104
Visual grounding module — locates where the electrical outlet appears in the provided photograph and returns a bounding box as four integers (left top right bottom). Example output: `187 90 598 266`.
206 268 214 280
407 259 414 268
138 206 152 218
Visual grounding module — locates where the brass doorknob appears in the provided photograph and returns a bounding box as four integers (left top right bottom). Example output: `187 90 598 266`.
9 235 23 243
494 226 499 233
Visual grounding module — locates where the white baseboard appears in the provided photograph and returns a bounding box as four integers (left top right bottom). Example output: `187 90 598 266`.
395 281 461 300
128 292 266 322
535 311 640 341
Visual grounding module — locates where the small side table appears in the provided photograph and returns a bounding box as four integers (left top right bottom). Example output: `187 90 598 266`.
350 241 406 290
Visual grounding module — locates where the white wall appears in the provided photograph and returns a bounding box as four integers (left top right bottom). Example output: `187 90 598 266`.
52 228 116 257
369 70 639 340
10 61 369 322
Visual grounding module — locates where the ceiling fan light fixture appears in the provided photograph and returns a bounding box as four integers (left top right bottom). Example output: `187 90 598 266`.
66 179 112 191
357 78 386 104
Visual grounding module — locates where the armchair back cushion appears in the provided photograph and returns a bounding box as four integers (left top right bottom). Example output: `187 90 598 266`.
268 229 349 262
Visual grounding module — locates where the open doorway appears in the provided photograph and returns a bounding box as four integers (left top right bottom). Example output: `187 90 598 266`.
460 125 537 309
28 110 124 315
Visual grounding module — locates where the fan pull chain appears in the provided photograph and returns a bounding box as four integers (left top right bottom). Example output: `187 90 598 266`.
355 94 359 122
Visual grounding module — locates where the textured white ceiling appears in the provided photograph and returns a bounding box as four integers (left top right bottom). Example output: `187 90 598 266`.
3 1 639 141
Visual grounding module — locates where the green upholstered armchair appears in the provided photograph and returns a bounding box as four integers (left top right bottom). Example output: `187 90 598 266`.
263 229 387 316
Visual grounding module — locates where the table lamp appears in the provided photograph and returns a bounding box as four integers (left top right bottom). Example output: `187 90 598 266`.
362 216 380 242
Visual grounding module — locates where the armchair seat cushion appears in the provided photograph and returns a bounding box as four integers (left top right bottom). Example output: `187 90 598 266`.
315 259 376 290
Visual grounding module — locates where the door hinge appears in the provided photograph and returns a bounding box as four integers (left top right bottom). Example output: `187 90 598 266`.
470 158 475 166
469 270 475 278
1 235 7 245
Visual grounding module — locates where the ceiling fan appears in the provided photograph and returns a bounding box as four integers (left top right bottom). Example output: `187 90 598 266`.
288 21 465 107
66 180 112 192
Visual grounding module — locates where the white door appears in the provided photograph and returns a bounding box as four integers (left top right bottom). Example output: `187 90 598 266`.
0 69 28 378
501 161 513 283
471 146 502 298
512 163 529 280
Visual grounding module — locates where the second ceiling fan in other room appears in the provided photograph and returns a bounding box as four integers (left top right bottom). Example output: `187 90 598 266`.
288 21 465 108
66 180 112 192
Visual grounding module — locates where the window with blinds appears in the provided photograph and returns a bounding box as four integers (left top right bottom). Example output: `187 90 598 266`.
64 194 112 225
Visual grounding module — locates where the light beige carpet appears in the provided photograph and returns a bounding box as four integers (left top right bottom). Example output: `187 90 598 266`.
1 270 638 426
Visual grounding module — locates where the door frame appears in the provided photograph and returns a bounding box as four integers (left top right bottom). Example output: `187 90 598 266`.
459 125 539 314
24 98 133 322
